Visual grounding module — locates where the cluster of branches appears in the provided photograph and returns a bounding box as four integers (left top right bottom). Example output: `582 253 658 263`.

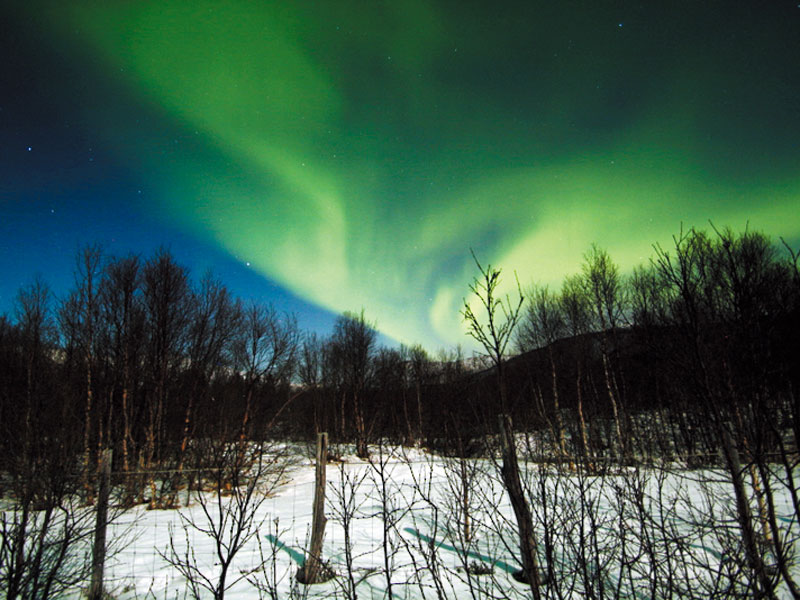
230 437 800 599
154 224 800 599
460 224 800 598
0 245 299 510
0 245 463 511
2 225 797 492
2 223 798 599
503 226 799 470
292 310 475 458
288 227 796 469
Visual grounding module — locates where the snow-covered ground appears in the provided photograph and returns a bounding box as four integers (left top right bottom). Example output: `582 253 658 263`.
40 445 800 599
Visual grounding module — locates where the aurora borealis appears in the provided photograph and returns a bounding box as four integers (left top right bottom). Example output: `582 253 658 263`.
2 2 800 351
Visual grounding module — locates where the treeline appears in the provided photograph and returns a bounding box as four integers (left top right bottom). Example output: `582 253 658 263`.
0 246 306 507
0 244 469 508
1 225 799 506
457 226 800 470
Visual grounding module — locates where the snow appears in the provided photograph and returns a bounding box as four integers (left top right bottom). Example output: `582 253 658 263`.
12 445 800 599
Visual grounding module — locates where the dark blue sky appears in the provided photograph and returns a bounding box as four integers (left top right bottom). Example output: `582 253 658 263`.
0 3 341 336
0 192 342 338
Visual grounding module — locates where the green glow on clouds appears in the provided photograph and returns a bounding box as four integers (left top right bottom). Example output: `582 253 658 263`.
41 1 800 350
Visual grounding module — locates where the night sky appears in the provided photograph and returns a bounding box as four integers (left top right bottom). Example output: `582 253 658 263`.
2 1 799 351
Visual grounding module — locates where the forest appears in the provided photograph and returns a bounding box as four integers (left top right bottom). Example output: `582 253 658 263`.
1 224 799 599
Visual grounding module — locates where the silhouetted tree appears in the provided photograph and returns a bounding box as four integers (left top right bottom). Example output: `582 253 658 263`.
142 248 191 507
517 284 569 461
373 346 407 442
406 343 431 446
231 302 298 443
461 252 523 414
299 332 326 435
170 272 241 505
581 244 628 461
67 244 104 502
559 274 594 467
462 254 542 597
330 310 377 458
100 254 145 497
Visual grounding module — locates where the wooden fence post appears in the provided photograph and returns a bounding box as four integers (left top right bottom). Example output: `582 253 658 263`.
299 432 330 584
88 449 112 600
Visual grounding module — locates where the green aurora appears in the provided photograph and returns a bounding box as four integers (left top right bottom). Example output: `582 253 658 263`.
26 1 800 350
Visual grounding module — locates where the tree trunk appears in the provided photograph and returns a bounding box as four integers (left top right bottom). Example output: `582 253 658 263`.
88 450 112 600
498 414 542 598
720 427 776 598
402 388 413 446
601 351 625 463
354 391 368 458
548 350 569 467
83 359 94 504
576 363 593 472
416 381 424 445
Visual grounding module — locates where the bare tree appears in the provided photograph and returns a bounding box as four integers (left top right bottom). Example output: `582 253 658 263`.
366 443 415 598
373 346 408 444
559 274 594 470
11 278 57 502
461 253 543 597
56 246 105 503
141 248 191 507
169 273 242 507
231 301 298 445
161 438 293 600
329 310 377 458
517 284 569 464
0 489 97 600
328 459 371 599
461 252 523 414
581 244 628 462
100 254 145 502
0 279 128 600
245 517 308 600
439 447 500 599
407 343 432 446
650 226 796 598
299 332 326 435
